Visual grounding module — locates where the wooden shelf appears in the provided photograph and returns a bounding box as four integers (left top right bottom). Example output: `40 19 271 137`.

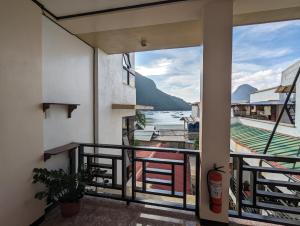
42 103 80 118
44 143 79 161
112 104 153 110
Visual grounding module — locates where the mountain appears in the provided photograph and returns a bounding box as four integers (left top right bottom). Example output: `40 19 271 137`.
135 73 191 111
232 84 258 103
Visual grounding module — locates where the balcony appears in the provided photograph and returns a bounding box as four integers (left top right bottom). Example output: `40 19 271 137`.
40 144 300 226
42 196 200 226
3 1 300 226
41 196 281 226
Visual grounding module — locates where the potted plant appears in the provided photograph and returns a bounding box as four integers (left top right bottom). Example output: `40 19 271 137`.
32 168 93 217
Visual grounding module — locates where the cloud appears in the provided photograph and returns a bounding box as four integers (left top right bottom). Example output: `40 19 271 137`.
232 58 300 91
233 46 291 62
136 47 202 102
249 21 299 33
232 63 264 73
232 69 281 91
136 20 300 103
234 20 300 43
136 58 173 76
158 75 200 103
231 20 300 91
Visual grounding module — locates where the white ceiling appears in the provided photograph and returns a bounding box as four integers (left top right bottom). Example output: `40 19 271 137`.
38 0 172 17
58 0 203 33
38 0 300 19
37 0 300 53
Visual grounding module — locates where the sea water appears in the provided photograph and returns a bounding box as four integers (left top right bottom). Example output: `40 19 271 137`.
142 111 191 130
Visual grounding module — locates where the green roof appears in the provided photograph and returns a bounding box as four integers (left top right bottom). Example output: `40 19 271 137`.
231 123 300 170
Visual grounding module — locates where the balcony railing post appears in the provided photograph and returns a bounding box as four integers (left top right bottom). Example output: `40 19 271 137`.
69 148 76 174
131 149 136 201
183 153 187 209
112 158 117 187
195 153 200 217
78 145 84 173
121 148 127 200
252 170 257 207
142 161 146 192
87 156 92 172
236 156 243 216
171 164 175 195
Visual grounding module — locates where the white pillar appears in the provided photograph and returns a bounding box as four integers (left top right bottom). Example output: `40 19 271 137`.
200 0 233 223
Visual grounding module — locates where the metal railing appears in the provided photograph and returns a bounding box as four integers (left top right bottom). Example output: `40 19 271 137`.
122 53 135 87
229 152 300 225
77 143 200 215
70 144 300 224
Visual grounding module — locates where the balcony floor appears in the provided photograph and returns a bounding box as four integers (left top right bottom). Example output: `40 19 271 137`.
41 196 281 226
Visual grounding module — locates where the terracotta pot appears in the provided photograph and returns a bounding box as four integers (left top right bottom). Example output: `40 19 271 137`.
60 200 81 217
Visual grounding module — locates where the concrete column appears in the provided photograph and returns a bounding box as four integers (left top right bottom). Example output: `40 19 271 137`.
199 0 233 223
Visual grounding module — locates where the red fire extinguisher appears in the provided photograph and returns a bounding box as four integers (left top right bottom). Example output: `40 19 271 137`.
207 164 225 214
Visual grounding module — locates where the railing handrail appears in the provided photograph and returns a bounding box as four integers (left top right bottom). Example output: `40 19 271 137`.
79 143 200 155
78 143 300 161
230 151 300 163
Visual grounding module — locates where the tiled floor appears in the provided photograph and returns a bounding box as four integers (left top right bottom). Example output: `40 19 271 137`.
41 197 281 226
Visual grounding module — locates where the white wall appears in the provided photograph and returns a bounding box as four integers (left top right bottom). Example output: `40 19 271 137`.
281 60 300 86
42 16 94 171
191 104 200 119
287 61 300 131
0 1 45 225
276 105 291 124
250 88 280 103
97 49 136 145
280 60 300 133
97 49 136 184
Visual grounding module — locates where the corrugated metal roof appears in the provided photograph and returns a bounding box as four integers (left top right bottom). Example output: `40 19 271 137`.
231 123 300 170
134 130 154 141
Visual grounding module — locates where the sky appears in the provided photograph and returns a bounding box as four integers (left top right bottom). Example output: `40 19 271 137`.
135 20 300 103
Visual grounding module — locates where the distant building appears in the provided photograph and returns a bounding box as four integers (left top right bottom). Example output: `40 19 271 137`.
230 60 300 221
191 102 200 119
231 60 300 144
231 60 299 126
232 86 294 124
180 102 200 141
98 52 136 147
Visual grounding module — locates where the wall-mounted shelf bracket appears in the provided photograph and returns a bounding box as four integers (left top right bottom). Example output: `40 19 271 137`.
42 103 80 118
